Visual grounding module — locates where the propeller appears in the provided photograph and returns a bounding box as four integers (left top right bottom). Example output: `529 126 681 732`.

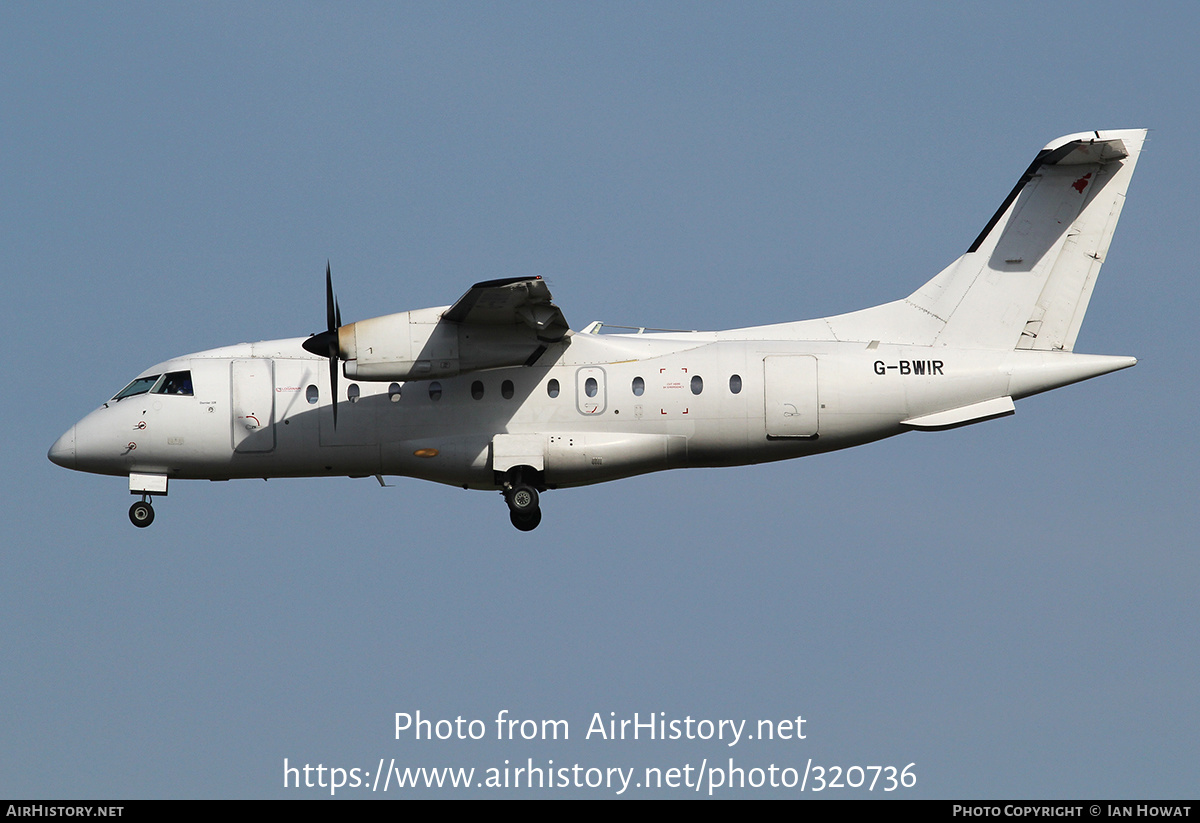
301 262 343 426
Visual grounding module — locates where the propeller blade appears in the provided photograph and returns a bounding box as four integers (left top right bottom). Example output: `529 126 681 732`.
325 262 337 333
300 262 343 428
329 352 339 428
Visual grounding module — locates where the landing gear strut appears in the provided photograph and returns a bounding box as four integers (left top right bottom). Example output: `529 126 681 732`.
129 496 155 528
502 469 543 531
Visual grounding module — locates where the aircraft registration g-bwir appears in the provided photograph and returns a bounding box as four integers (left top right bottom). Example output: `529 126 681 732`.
50 129 1146 531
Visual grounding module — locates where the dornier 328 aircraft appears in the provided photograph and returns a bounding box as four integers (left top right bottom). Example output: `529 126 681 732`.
50 129 1146 531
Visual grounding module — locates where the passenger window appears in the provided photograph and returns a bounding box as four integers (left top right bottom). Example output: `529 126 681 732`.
502 380 514 399
153 370 194 396
306 385 319 404
729 374 742 394
429 382 442 401
632 376 645 396
113 375 161 401
691 375 703 395
471 380 484 400
547 379 560 398
347 383 361 403
389 383 402 402
585 377 598 398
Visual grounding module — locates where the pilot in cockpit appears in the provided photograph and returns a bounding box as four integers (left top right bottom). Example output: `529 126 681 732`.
158 371 193 396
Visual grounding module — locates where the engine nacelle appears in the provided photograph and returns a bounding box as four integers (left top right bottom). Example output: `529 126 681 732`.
340 306 457 380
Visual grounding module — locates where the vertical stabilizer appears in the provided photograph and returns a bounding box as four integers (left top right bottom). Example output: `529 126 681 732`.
909 129 1146 351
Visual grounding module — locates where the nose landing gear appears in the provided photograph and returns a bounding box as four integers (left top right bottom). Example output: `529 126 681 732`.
129 496 155 528
127 472 167 528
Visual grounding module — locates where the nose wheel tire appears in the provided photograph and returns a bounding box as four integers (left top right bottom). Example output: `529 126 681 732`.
129 501 155 528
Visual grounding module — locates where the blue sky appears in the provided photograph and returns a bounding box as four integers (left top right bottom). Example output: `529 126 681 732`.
3 2 1197 798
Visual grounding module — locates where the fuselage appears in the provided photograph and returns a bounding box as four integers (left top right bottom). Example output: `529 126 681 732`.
48 327 1132 492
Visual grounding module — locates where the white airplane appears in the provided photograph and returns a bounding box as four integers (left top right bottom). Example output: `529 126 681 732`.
49 129 1146 531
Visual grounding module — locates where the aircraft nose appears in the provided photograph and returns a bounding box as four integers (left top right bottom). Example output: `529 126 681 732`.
48 425 77 470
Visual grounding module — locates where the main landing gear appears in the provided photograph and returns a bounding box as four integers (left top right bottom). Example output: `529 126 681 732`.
503 469 543 531
129 495 155 528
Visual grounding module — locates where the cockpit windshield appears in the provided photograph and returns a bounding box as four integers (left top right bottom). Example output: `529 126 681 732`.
112 375 161 401
111 370 193 401
154 371 193 396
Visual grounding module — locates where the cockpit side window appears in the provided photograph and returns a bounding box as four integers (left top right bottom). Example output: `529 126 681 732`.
112 375 162 401
153 371 194 396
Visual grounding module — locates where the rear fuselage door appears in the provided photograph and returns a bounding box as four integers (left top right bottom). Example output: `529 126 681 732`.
763 355 818 438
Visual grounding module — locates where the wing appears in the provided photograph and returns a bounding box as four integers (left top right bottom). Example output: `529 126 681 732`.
443 276 569 343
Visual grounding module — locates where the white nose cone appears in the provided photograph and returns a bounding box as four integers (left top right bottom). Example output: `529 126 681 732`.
48 425 76 470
